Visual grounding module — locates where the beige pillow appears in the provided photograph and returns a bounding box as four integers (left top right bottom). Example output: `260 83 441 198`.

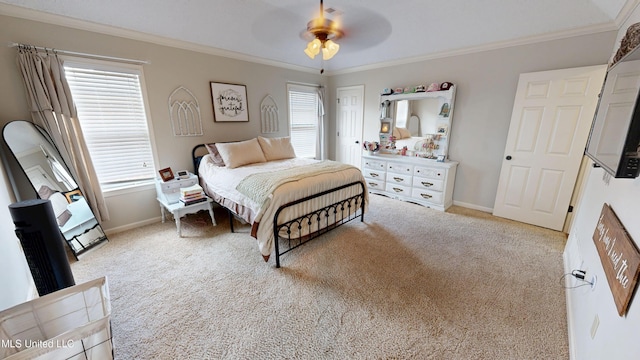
257 136 296 161
397 127 412 139
215 138 267 169
392 127 401 139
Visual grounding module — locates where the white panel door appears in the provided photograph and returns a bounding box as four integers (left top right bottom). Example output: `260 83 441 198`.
493 65 606 230
336 85 364 168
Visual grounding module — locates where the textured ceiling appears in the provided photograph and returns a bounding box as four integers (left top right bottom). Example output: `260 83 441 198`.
0 0 635 73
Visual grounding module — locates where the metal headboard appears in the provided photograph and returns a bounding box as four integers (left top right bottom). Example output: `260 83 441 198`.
191 144 208 176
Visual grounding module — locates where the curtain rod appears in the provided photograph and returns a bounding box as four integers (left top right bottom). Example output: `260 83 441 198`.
9 42 149 65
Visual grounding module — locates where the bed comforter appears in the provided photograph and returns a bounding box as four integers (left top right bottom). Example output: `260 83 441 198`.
198 155 367 259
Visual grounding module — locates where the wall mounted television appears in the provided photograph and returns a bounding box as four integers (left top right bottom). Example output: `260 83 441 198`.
586 46 640 178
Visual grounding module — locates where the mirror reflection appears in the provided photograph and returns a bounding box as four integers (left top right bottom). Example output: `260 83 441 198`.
3 120 107 257
381 90 454 159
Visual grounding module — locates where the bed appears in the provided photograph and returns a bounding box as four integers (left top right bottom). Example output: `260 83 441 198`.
192 137 367 267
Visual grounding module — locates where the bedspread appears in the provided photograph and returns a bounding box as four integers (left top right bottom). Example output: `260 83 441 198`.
198 156 367 259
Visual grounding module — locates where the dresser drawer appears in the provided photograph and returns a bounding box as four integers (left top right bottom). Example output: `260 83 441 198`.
385 183 411 196
386 173 412 187
414 166 445 180
412 188 443 204
363 158 386 170
365 179 385 191
362 168 385 180
387 163 413 174
412 177 444 192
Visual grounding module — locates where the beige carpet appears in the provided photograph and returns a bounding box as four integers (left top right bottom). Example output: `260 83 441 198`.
71 194 569 359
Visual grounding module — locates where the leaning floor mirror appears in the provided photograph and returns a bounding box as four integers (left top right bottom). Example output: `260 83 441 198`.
3 120 107 258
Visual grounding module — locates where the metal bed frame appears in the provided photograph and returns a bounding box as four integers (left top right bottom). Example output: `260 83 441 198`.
192 144 366 267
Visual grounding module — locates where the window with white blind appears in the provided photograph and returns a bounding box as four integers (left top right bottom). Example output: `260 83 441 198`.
287 84 320 158
395 100 409 128
63 59 157 191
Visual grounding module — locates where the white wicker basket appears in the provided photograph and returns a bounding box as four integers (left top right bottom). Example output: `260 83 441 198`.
0 277 112 360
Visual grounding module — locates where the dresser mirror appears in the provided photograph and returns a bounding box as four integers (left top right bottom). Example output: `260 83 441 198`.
379 86 456 159
2 120 107 258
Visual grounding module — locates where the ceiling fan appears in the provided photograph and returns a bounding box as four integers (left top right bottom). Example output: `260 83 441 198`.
302 0 343 61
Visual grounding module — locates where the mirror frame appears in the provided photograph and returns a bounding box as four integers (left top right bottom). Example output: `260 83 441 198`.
2 120 108 258
379 85 456 158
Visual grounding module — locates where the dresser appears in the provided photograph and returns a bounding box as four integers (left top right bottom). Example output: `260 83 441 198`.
361 154 457 211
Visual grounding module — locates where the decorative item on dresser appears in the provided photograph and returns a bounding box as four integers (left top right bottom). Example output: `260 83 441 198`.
362 153 457 211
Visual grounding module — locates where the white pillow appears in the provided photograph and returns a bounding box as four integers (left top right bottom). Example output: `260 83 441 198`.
48 192 72 226
215 138 267 169
257 136 296 161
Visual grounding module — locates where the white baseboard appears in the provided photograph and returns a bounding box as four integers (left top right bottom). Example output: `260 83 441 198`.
103 217 161 236
563 250 578 360
452 200 493 213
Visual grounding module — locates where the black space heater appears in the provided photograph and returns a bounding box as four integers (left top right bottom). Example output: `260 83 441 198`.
9 199 75 296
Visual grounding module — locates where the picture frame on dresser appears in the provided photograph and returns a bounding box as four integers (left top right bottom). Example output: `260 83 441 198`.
159 167 174 182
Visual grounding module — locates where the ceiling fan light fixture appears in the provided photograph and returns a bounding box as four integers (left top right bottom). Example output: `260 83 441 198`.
322 39 339 60
303 0 343 62
305 38 322 59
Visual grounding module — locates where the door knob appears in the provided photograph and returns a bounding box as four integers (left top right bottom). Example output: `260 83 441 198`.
506 155 512 160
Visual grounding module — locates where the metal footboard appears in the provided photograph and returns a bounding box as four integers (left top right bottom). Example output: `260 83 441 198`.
272 181 366 268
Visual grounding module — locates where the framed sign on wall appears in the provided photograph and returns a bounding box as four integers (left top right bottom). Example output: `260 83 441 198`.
210 82 249 122
592 203 640 316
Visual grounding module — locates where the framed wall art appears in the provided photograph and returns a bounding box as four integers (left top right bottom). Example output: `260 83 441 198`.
210 82 249 122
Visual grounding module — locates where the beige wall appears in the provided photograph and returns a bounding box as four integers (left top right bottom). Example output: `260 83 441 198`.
327 31 617 211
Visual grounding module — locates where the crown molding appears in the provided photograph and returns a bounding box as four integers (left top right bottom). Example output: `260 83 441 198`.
0 2 624 77
615 0 640 27
327 22 619 76
0 3 320 74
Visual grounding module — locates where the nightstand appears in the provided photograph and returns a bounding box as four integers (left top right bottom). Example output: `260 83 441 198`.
155 175 216 236
157 196 216 237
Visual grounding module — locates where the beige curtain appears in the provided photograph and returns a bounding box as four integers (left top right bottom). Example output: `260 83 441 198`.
316 87 327 160
16 46 110 222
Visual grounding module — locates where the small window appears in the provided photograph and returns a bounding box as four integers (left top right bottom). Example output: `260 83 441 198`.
64 59 157 191
287 84 320 158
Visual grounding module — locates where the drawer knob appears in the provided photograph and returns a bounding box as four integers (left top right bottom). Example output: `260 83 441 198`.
371 173 379 178
420 193 433 199
393 177 403 182
368 182 378 187
393 187 403 193
421 181 433 187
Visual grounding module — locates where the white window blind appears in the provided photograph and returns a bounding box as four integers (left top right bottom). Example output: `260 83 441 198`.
288 84 319 158
395 100 409 128
64 61 156 189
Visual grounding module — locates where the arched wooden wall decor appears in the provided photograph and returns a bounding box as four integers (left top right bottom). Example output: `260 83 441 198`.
260 94 279 134
168 86 203 136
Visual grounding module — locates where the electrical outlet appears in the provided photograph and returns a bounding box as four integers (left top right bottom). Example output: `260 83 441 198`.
590 314 600 339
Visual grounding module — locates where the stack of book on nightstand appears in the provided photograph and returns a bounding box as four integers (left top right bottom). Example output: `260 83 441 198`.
180 184 206 205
